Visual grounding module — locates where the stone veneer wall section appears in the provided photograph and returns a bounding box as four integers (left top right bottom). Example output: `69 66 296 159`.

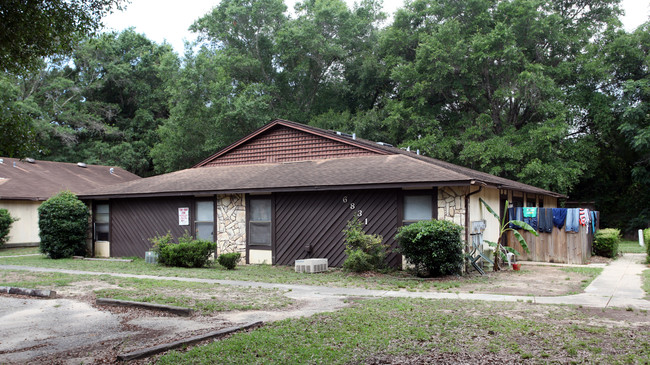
438 187 467 235
216 194 246 260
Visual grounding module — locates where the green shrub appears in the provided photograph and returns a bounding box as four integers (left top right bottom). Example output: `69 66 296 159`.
593 228 620 258
342 249 374 273
38 191 89 259
395 219 464 277
153 232 216 268
644 228 650 263
342 216 387 272
0 208 17 247
217 252 241 270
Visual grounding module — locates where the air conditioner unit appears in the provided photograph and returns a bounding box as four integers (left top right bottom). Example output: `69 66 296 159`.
294 258 328 273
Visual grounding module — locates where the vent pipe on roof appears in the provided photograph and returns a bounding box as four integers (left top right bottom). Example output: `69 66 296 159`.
406 146 410 152
416 149 420 155
110 167 115 174
352 132 356 140
0 159 3 164
13 161 16 167
25 158 35 163
77 162 87 168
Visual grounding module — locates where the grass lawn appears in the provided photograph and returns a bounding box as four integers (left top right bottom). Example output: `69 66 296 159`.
0 270 293 313
157 298 650 364
0 246 40 256
0 254 602 296
0 254 492 292
618 240 646 254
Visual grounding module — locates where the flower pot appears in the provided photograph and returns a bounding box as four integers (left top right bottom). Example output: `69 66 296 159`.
512 263 521 271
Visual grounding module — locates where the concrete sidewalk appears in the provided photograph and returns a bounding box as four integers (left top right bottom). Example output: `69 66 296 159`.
0 253 648 311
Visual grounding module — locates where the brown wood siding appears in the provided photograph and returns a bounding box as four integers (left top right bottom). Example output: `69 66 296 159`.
203 126 377 167
274 190 400 268
111 197 195 258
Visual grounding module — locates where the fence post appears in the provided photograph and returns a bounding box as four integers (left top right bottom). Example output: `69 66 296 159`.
640 229 645 247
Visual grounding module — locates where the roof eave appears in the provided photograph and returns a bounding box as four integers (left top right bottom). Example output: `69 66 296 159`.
79 180 482 200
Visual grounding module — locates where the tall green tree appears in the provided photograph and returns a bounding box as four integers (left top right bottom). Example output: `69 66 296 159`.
0 0 125 73
5 29 177 176
570 22 650 230
378 0 621 194
152 0 386 172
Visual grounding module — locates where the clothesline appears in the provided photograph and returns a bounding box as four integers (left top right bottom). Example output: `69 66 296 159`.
507 207 598 234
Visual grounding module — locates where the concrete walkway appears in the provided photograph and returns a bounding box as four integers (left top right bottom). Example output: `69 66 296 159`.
0 254 648 312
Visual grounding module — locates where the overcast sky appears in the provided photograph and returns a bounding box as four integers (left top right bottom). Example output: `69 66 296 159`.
103 0 650 55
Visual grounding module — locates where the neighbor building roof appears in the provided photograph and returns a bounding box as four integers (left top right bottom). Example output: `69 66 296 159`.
79 119 565 199
0 157 141 201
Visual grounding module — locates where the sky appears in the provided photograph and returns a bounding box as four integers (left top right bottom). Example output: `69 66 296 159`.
103 0 650 55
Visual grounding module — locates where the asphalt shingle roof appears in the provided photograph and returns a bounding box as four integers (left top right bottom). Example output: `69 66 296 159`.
0 158 141 201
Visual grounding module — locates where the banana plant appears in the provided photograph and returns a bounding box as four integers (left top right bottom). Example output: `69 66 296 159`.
479 198 537 271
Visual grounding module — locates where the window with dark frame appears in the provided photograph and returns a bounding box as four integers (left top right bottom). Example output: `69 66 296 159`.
94 203 109 241
403 194 433 225
249 197 272 246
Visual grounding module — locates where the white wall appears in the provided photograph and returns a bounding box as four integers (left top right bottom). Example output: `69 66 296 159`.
468 187 501 244
0 200 41 245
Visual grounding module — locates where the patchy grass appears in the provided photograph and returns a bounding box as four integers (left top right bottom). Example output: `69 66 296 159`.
0 270 293 313
619 240 646 254
0 270 87 288
0 254 493 292
560 267 603 289
0 247 40 256
94 277 293 313
156 298 650 364
0 255 596 295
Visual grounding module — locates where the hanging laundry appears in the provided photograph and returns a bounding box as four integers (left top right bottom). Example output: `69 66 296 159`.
579 208 590 226
538 208 553 233
508 207 523 229
552 208 567 229
523 207 537 217
523 207 538 231
565 208 580 233
591 211 597 233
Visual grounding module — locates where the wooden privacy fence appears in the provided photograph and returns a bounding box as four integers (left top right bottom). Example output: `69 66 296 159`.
506 223 595 265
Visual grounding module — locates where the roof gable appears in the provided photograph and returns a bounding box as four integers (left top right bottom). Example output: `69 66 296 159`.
194 120 388 167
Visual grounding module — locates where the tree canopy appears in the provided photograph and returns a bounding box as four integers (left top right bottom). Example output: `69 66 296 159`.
0 0 125 73
2 0 649 232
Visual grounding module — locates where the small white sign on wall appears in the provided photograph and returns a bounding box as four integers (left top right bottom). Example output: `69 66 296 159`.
178 207 189 226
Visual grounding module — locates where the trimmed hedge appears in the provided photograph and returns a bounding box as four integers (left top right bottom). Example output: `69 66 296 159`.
38 191 89 259
0 208 17 247
151 232 216 268
593 228 620 258
395 219 464 277
342 216 386 273
218 252 241 270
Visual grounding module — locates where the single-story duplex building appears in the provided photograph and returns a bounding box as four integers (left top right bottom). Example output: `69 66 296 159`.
79 119 564 267
0 158 140 247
